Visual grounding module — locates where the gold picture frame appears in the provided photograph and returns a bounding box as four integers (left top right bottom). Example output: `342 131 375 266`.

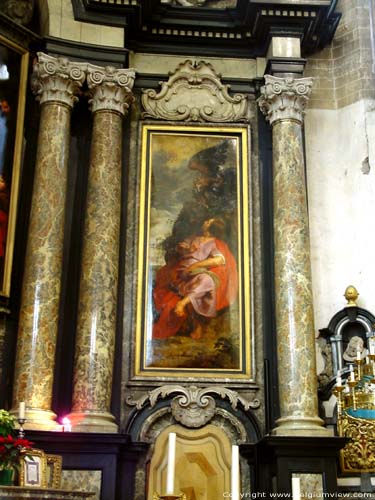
19 448 48 488
46 454 63 489
134 124 252 380
0 34 29 297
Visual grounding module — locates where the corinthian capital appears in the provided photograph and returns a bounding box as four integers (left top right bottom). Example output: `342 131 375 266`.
258 75 313 125
31 53 86 108
87 64 135 116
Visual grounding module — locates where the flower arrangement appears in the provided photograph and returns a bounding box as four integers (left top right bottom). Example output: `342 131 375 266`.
0 410 33 472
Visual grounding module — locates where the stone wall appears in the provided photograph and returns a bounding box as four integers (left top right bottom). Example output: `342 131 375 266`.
306 0 375 109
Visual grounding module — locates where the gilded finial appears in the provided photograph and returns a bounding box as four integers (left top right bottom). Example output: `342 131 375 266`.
344 285 359 307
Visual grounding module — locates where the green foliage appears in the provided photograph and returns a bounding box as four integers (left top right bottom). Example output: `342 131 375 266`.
0 410 15 438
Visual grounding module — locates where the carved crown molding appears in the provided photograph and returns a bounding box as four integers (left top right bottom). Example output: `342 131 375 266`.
127 384 260 428
31 53 86 108
257 74 313 125
87 64 136 115
141 60 249 123
71 0 341 59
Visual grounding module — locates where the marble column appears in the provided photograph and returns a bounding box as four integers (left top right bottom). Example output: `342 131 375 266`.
68 65 135 432
258 75 330 436
12 53 85 429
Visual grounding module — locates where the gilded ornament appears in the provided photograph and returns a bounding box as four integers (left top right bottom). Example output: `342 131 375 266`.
344 285 359 307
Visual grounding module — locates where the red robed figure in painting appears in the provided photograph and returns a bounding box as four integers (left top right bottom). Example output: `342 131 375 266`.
152 218 238 340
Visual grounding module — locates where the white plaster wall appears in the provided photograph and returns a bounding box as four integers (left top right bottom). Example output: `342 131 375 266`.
39 0 124 47
305 99 375 334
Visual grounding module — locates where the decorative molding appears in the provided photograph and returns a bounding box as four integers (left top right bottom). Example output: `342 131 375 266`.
257 74 313 125
1 0 34 26
160 0 206 5
87 64 135 115
127 384 260 428
141 60 249 122
31 53 86 108
71 0 341 58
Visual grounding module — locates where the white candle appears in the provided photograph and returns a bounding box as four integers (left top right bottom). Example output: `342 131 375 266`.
336 375 342 387
62 417 72 432
166 433 176 494
350 369 355 382
292 477 301 500
370 341 375 355
357 350 361 361
231 445 240 500
19 402 25 420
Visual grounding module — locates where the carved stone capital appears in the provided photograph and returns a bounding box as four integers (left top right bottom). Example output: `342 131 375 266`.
141 59 249 122
258 74 313 125
31 53 86 108
87 64 135 115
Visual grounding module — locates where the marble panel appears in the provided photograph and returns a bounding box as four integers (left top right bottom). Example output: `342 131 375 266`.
61 470 101 500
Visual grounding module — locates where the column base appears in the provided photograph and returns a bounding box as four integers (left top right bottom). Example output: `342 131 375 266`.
272 415 333 436
11 408 60 431
67 411 118 433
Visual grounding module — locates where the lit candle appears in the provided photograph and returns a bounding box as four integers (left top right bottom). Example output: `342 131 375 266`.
62 417 72 432
166 433 176 494
292 477 301 500
231 445 240 500
19 402 25 420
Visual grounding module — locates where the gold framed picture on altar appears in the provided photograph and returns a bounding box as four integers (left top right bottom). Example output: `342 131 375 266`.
46 454 63 489
19 448 48 488
0 35 28 297
134 124 253 380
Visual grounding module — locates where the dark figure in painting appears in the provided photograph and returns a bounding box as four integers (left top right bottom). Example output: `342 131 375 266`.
152 217 238 340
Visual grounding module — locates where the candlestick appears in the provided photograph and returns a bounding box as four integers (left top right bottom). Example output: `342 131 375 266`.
231 445 240 500
166 433 176 495
19 402 25 420
292 477 301 500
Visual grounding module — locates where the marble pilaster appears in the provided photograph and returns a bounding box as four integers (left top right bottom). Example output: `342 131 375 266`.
258 75 329 436
11 53 85 429
68 65 135 432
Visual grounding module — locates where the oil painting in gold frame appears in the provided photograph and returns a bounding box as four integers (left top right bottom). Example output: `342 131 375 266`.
135 125 252 379
0 35 28 297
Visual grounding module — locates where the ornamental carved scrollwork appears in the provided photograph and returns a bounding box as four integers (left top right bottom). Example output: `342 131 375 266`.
338 413 375 472
127 385 260 428
141 60 249 122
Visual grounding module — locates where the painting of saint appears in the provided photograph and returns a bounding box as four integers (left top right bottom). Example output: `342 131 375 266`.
0 40 27 296
137 126 251 377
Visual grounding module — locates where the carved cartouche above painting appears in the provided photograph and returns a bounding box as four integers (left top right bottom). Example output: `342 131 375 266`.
160 0 236 7
141 60 249 122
